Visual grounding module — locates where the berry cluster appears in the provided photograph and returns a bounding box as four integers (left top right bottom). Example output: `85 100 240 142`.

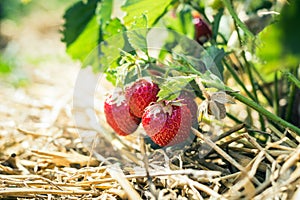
104 79 198 147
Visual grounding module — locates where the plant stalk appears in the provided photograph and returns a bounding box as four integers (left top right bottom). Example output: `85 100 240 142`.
221 0 254 39
230 91 300 135
189 61 300 135
198 76 300 135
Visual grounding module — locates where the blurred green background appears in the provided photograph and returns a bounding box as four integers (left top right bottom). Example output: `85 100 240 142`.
0 0 77 86
256 0 300 80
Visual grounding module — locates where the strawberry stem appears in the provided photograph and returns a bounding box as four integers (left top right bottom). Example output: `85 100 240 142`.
221 0 254 39
186 63 300 135
135 61 143 79
195 76 211 100
204 79 300 136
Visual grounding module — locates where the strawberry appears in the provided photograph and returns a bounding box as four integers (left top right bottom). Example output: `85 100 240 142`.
125 79 159 118
142 102 192 147
104 89 141 136
178 90 198 127
192 12 212 45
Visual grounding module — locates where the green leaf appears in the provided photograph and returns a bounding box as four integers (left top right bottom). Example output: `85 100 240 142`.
163 4 195 39
279 0 300 57
130 13 148 29
170 36 206 74
158 30 180 62
80 18 126 77
127 15 148 55
66 16 100 62
122 0 172 28
255 0 300 82
199 70 225 89
99 19 127 84
157 76 196 101
96 0 113 30
201 46 225 80
99 18 126 70
256 24 299 82
95 0 114 45
102 17 126 40
63 0 116 62
172 36 203 59
62 0 99 47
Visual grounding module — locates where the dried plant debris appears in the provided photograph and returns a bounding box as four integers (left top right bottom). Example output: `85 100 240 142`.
1 80 299 199
0 56 299 200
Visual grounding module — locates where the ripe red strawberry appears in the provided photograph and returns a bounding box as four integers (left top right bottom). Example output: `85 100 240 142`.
125 79 159 118
192 12 212 45
142 102 192 147
178 90 198 127
104 89 141 136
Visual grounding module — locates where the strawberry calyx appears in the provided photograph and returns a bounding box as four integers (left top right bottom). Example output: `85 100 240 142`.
108 88 127 107
144 101 171 118
149 99 187 116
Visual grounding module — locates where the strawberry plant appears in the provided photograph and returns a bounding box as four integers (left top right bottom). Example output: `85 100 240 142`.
63 0 300 198
63 0 300 142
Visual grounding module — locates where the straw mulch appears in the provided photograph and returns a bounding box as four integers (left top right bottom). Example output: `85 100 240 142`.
0 6 299 200
1 72 299 199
